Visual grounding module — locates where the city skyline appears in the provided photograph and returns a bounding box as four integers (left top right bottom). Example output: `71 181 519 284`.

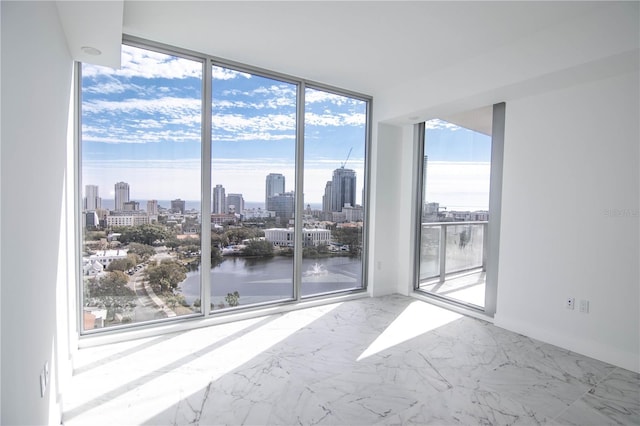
81 44 491 211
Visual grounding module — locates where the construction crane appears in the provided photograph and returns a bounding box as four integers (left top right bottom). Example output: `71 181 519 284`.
340 147 353 169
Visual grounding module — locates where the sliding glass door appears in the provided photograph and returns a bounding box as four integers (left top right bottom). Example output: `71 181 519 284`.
416 105 503 313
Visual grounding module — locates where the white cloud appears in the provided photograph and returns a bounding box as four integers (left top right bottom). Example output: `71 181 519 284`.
82 130 201 144
83 96 200 115
212 66 252 81
425 119 461 131
305 89 363 107
214 85 296 111
82 96 202 143
305 112 365 127
212 113 296 141
82 78 139 95
82 46 253 81
84 47 203 80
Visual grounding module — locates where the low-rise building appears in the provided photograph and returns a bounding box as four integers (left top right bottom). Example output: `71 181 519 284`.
343 204 363 222
243 208 275 219
264 228 331 247
211 214 237 225
87 249 128 268
82 259 104 276
106 212 150 227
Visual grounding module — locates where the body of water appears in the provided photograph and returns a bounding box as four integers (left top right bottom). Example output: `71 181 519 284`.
98 200 322 212
178 256 363 307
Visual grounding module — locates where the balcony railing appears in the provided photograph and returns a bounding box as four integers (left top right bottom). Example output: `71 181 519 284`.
419 221 488 284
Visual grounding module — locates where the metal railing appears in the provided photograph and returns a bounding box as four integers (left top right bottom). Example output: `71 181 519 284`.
419 221 488 283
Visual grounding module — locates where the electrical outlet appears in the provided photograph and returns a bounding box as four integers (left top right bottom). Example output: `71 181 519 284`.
566 297 575 310
579 299 590 313
39 371 46 397
44 361 49 386
39 361 49 398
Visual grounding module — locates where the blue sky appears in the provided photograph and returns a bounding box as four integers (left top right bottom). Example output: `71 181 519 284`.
82 44 489 211
424 121 491 211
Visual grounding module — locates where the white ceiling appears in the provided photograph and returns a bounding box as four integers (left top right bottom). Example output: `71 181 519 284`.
56 1 638 129
121 1 604 97
56 0 123 68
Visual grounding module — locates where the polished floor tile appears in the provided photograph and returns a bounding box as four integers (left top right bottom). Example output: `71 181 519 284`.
63 295 639 425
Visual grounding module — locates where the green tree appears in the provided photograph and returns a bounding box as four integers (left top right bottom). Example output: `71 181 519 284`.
225 291 240 307
211 246 223 266
242 240 274 257
165 237 181 250
85 231 106 241
114 224 171 246
106 257 136 272
332 226 363 255
126 242 156 261
225 228 256 244
211 233 228 249
85 271 136 321
178 244 200 256
145 260 187 293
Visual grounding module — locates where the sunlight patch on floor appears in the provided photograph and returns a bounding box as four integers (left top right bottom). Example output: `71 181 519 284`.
357 301 461 361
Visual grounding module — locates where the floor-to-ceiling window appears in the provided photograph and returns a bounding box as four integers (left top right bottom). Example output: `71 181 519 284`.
208 65 297 309
415 104 503 314
302 87 368 297
79 40 370 332
80 44 204 329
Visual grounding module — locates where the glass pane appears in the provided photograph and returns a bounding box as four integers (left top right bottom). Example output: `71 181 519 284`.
417 118 491 308
445 224 484 274
302 88 367 297
81 45 203 330
419 225 440 280
206 66 297 310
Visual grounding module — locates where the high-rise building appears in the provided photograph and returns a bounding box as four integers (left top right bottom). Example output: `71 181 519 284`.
267 191 295 220
84 184 101 211
114 181 130 211
265 173 285 206
147 200 158 215
330 168 356 212
322 181 332 212
226 193 244 214
212 184 226 214
123 201 139 211
171 199 186 214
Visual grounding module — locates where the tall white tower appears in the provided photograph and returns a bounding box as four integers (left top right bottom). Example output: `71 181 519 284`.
265 173 285 206
330 168 356 212
212 184 226 214
114 181 130 211
84 184 101 211
226 193 244 214
147 200 158 215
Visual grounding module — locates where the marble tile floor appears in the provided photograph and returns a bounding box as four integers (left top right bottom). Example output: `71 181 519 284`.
63 295 640 425
419 270 486 308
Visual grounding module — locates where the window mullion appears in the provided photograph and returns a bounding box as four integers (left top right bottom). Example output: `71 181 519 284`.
201 58 213 315
293 81 306 301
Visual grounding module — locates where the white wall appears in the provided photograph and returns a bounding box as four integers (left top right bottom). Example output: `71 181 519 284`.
494 71 639 372
1 2 74 424
374 2 639 125
368 123 404 296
